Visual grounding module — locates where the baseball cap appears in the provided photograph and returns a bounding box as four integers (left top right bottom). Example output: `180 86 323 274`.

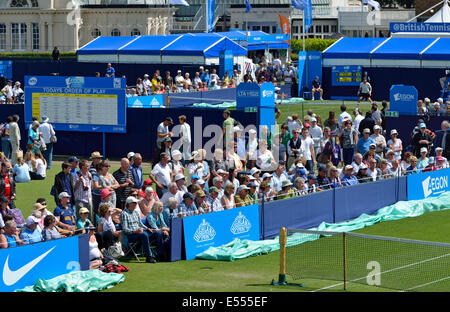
238 185 250 191
345 165 354 171
436 156 445 161
374 125 381 130
126 196 139 205
420 147 428 153
101 188 112 200
424 97 431 103
191 174 200 180
0 196 8 203
26 216 40 226
304 123 311 128
296 168 306 176
217 169 227 175
420 123 426 129
174 173 186 181
386 149 394 155
127 152 135 159
318 165 327 172
209 186 219 193
143 179 153 186
41 116 49 123
307 174 317 180
311 117 317 123
248 182 258 188
58 192 70 199
79 207 90 214
363 128 371 134
68 156 80 163
359 163 368 170
370 143 376 148
275 87 281 91
183 192 195 200
197 179 205 185
195 190 206 197
262 173 273 179
164 136 172 142
436 147 443 152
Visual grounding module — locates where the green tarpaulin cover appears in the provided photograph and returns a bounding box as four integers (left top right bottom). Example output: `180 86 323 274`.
191 98 305 109
16 269 125 292
196 192 450 261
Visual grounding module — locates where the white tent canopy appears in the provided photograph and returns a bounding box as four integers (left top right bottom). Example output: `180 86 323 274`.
425 0 450 23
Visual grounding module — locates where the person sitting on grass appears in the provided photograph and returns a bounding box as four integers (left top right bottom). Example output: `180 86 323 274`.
12 157 30 183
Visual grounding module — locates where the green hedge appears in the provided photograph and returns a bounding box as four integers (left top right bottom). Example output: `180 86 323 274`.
290 38 337 60
0 52 76 59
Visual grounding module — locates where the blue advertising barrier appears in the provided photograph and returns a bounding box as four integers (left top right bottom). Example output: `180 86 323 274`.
297 51 307 97
182 204 260 260
170 217 184 262
389 85 418 115
168 88 237 107
262 190 334 239
0 234 89 292
236 82 275 129
306 51 323 91
219 50 234 80
0 61 13 79
407 168 450 201
334 178 400 223
127 94 165 108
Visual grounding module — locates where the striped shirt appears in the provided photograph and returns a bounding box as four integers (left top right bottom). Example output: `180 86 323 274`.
120 208 148 236
73 172 92 203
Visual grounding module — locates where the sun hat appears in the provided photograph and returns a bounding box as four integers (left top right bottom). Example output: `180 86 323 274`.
79 207 90 214
126 196 139 205
58 192 70 199
100 188 112 200
26 216 40 226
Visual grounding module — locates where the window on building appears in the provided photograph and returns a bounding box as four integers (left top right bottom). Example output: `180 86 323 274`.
131 28 140 36
323 25 329 33
252 26 260 31
11 23 27 50
315 25 322 33
30 0 38 7
32 23 39 50
272 26 277 34
331 25 337 33
91 28 101 38
10 0 29 7
0 24 6 50
262 26 270 33
111 28 121 36
293 26 298 34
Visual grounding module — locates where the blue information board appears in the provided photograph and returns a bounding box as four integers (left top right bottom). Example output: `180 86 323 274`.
389 84 418 115
24 76 127 133
0 61 13 79
407 168 450 201
331 65 362 86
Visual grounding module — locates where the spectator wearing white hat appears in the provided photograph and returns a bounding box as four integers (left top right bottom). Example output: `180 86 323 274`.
309 117 323 155
387 129 403 162
143 74 152 93
417 147 429 170
412 122 432 157
54 192 76 231
435 147 448 168
256 139 276 172
175 70 185 92
370 125 386 157
20 216 43 244
367 157 381 181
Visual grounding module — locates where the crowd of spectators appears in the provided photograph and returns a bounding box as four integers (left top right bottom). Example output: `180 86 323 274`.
0 80 24 104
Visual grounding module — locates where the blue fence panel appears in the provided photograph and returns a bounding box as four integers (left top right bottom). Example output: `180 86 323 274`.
170 217 184 262
407 168 450 201
262 190 334 239
334 178 399 223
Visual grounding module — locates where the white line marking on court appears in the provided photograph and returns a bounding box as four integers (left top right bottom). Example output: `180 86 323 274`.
311 253 450 292
399 276 450 292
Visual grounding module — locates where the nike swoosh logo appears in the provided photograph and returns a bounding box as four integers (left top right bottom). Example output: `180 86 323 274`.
3 246 56 286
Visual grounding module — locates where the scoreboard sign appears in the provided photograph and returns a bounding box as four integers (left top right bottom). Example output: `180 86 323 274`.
331 65 362 86
25 76 127 133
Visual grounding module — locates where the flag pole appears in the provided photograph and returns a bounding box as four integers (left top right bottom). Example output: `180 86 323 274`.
205 0 208 33
167 0 170 35
302 10 305 52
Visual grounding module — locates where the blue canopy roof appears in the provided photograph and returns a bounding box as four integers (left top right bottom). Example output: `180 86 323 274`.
78 36 137 55
161 35 247 57
421 38 450 61
323 37 386 59
371 38 436 60
119 35 181 55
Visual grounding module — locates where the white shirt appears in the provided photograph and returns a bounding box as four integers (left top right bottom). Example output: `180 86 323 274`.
151 162 172 187
39 122 56 144
35 158 46 177
143 79 152 92
387 138 403 161
338 112 352 128
175 75 185 87
300 136 314 160
287 121 302 133
160 190 184 206
353 114 364 133
272 171 288 192
180 123 191 143
309 125 323 149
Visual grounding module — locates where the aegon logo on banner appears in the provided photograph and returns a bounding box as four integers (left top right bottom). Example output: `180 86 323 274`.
389 85 418 114
262 90 274 98
393 93 415 102
422 175 448 199
407 168 450 201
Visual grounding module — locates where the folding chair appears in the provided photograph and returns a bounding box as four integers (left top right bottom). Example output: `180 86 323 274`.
122 234 144 262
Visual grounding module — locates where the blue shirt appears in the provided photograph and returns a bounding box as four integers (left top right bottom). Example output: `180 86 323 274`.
146 212 168 230
130 164 143 189
356 137 374 157
106 66 115 76
178 201 198 217
342 174 359 186
163 206 178 227
20 227 43 244
54 204 75 226
13 163 31 183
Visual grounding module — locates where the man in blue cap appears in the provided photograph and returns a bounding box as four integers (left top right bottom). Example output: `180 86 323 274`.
317 165 331 189
306 174 319 193
412 122 432 157
68 156 80 176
